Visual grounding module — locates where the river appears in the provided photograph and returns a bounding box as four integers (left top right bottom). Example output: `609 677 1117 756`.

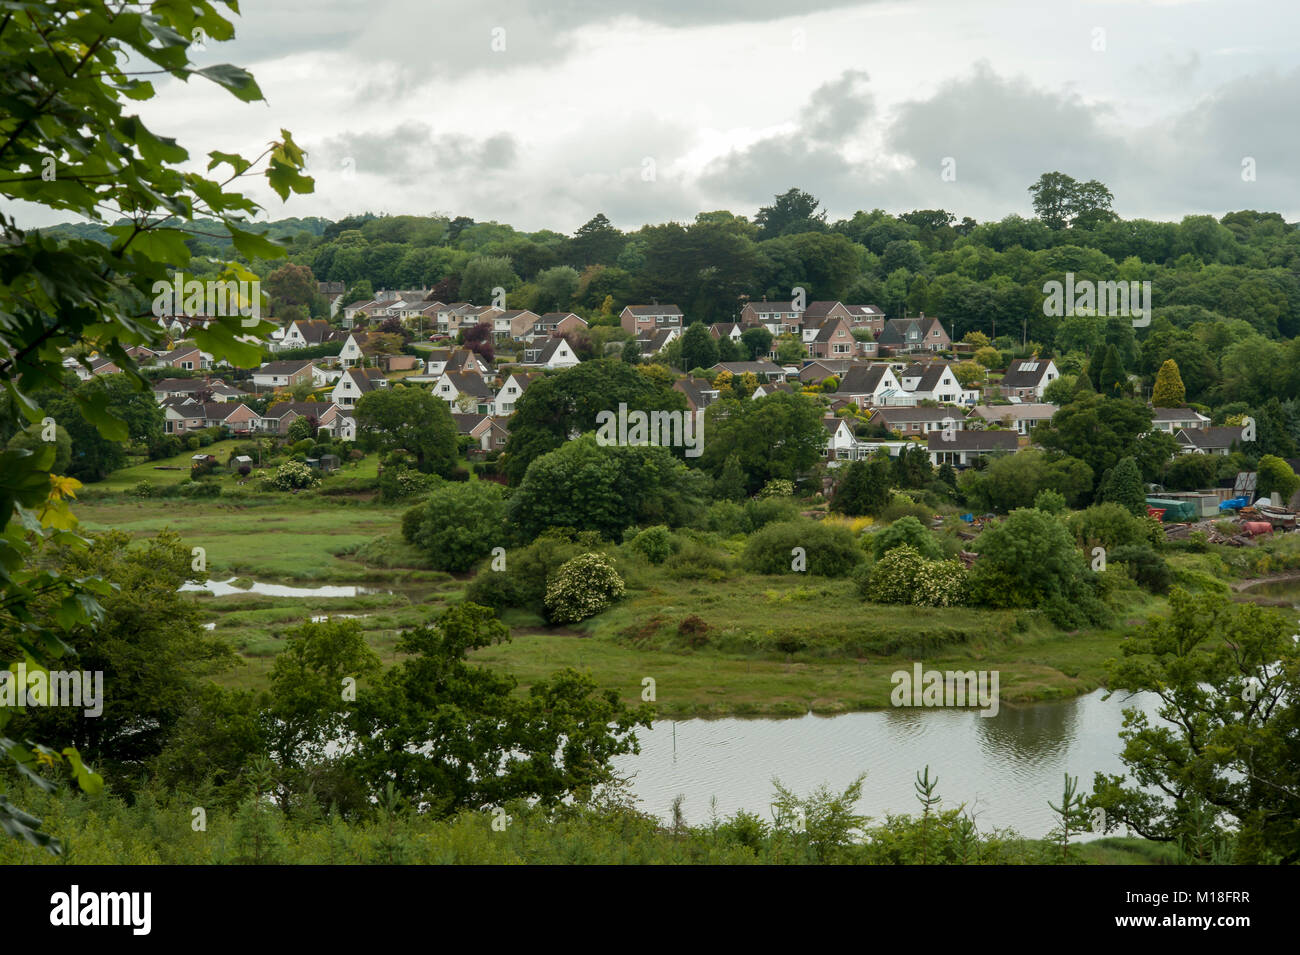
614 689 1165 838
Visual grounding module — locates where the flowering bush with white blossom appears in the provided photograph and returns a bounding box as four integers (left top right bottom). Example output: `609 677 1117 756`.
864 545 967 607
544 552 626 624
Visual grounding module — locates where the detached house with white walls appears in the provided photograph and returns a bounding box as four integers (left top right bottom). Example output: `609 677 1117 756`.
998 358 1059 401
330 367 387 409
495 372 540 416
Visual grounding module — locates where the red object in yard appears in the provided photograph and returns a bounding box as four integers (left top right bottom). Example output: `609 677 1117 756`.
1146 506 1165 521
1242 521 1273 536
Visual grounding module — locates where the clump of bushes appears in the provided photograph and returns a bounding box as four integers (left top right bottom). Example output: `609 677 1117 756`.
741 519 863 577
860 545 967 607
868 516 944 562
544 552 626 624
268 461 320 490
629 525 677 565
401 481 506 572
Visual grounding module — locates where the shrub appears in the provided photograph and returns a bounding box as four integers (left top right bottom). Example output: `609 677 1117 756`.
863 545 967 607
756 478 795 500
629 525 677 565
544 553 626 624
179 481 221 499
1033 488 1067 514
704 500 749 536
186 436 200 451
743 496 802 531
380 466 438 503
268 461 320 490
869 515 943 562
1107 544 1172 594
677 615 710 648
741 519 863 577
131 480 155 498
1068 502 1162 551
405 481 507 572
465 530 598 613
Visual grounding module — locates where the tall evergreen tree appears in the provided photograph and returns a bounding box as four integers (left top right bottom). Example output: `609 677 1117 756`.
1099 345 1128 397
1151 359 1186 407
1097 455 1146 514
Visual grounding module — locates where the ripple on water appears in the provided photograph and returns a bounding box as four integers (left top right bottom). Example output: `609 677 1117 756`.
613 690 1164 838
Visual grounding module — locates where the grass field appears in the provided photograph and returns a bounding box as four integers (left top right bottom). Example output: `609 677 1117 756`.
74 492 1163 716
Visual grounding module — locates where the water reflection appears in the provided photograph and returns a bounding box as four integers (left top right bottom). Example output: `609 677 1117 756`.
615 689 1162 838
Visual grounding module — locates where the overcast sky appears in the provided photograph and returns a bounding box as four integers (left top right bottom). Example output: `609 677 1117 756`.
27 0 1300 231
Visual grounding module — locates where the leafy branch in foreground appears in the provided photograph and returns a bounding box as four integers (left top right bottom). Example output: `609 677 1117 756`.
0 0 314 850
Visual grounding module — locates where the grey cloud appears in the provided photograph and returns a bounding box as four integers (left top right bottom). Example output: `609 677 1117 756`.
694 61 1300 224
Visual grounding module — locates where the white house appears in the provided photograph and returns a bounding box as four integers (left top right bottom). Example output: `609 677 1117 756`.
999 358 1060 401
495 372 540 416
330 367 387 409
899 362 978 405
523 337 580 369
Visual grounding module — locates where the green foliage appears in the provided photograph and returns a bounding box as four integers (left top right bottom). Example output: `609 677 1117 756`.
629 525 677 565
355 386 457 476
741 519 862 577
968 508 1107 628
1033 488 1067 514
544 553 627 624
1151 359 1186 407
1090 591 1300 863
862 545 967 607
508 435 705 542
502 360 686 484
700 393 827 495
404 481 508 572
832 457 894 516
1068 502 1163 551
1095 455 1146 516
869 516 943 561
1257 454 1300 502
756 478 795 499
268 461 320 490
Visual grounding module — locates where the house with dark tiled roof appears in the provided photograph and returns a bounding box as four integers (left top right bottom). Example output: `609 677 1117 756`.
258 401 332 435
280 319 340 350
201 402 258 434
499 309 543 340
869 406 967 437
673 377 721 413
435 371 496 414
833 363 904 409
160 397 207 435
843 303 886 334
899 362 977 405
1176 426 1241 456
877 315 950 354
621 304 684 336
152 377 244 404
997 358 1059 401
804 315 855 360
710 360 787 380
155 343 210 372
330 367 387 408
495 372 540 415
927 429 1020 468
799 359 856 385
751 381 796 399
1151 406 1211 434
709 322 744 343
636 328 679 359
535 312 588 337
251 359 316 390
524 337 580 369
